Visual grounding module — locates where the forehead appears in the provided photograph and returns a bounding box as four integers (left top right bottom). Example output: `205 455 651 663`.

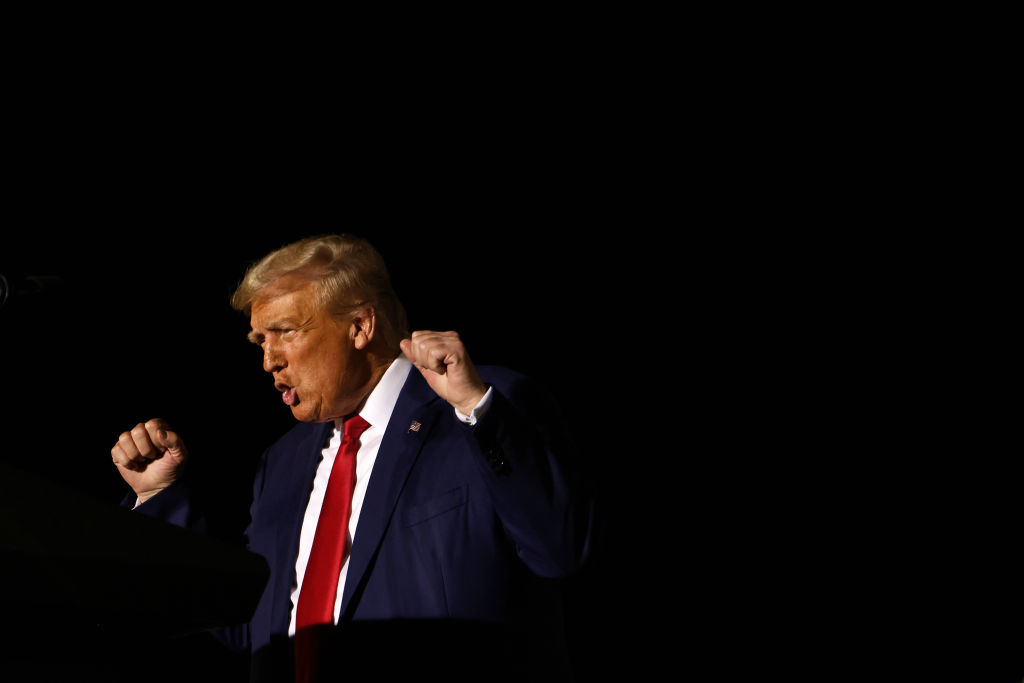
250 278 319 327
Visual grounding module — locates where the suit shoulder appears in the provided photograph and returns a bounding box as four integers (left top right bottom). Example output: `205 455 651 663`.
477 364 532 390
476 365 560 408
264 420 330 456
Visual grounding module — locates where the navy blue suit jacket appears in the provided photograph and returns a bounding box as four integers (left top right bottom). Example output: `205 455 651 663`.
133 364 593 680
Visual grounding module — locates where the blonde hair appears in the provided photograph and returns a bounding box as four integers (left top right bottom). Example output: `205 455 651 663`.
231 234 409 351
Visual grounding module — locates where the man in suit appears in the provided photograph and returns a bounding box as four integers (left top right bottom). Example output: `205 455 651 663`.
109 234 593 681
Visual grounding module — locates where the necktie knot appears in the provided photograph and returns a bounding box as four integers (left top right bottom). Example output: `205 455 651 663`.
343 414 370 444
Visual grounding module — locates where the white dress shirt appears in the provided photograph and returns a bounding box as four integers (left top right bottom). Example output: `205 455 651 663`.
287 354 493 635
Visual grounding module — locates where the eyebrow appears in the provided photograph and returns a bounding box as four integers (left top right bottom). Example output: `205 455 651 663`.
246 320 288 345
247 317 312 344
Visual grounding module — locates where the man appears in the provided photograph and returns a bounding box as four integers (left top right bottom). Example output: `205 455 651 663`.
109 234 593 681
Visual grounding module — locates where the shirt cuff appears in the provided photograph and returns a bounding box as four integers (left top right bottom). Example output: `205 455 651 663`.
454 385 494 426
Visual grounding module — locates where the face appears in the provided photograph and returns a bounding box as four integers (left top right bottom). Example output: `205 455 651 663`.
248 278 372 423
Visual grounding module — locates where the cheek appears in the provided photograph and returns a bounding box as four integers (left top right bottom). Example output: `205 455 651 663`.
305 356 343 398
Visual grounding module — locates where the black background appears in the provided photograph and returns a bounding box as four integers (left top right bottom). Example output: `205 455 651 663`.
0 41 677 676
0 184 652 679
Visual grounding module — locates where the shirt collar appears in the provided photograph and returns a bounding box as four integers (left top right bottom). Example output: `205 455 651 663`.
336 354 412 432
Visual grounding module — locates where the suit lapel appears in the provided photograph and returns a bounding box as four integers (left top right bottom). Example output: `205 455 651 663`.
270 420 334 632
340 369 443 614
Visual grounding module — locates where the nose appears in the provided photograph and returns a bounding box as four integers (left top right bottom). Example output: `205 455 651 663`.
263 343 286 373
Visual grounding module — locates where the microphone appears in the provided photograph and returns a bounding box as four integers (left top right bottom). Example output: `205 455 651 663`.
0 273 65 308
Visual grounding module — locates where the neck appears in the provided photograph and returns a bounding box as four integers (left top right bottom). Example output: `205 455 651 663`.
342 350 399 423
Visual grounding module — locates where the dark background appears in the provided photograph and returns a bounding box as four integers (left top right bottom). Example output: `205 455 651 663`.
1 203 650 680
0 42 673 675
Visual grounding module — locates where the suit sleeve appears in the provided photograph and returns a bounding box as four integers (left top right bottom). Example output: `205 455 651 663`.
465 374 595 578
122 478 204 530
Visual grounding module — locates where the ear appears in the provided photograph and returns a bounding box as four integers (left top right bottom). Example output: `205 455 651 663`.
350 306 376 350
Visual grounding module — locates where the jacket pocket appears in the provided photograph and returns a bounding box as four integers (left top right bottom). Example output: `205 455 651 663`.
402 485 468 527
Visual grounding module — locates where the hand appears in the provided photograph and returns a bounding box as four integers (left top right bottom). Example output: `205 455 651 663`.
400 331 487 416
110 418 188 503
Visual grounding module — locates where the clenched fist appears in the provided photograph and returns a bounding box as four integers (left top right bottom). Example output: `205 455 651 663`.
111 418 188 503
399 331 487 416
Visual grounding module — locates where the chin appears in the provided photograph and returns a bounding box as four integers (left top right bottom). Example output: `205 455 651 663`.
291 403 336 423
289 404 317 423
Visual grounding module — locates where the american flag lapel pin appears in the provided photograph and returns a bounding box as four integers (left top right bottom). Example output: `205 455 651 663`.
408 420 421 433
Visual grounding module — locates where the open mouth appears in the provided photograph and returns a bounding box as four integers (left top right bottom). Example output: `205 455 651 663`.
275 382 298 406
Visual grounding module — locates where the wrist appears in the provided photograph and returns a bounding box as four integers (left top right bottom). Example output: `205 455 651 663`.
135 486 168 505
455 395 486 417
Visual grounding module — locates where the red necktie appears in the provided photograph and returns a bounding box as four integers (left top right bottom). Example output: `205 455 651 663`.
295 414 370 682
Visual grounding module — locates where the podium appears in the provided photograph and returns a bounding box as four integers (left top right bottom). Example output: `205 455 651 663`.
0 461 268 633
0 461 268 680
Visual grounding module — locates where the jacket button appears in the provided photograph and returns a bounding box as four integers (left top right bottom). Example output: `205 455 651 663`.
485 447 508 473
